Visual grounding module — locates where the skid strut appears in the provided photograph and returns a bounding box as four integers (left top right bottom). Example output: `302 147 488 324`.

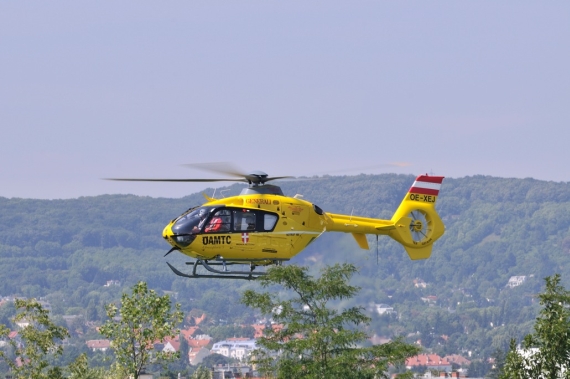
166 258 287 280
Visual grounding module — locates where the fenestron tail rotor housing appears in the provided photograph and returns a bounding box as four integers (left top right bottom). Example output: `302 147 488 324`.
408 209 432 243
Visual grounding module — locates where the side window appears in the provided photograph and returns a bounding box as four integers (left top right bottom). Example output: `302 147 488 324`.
233 210 256 232
230 209 279 232
263 214 278 231
204 209 231 233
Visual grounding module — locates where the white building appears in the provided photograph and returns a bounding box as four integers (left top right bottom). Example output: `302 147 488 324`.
506 276 526 288
211 338 257 361
414 278 427 288
367 303 396 316
86 339 111 352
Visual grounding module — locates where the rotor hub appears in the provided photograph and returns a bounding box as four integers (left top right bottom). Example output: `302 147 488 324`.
411 219 423 232
407 209 432 243
245 171 269 185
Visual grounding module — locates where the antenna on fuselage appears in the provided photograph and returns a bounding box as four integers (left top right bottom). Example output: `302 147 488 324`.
376 235 379 265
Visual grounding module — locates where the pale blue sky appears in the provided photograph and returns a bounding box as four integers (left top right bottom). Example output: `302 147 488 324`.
2 2 569 199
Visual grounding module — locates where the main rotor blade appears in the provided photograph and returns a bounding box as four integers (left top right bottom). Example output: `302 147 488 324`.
182 162 247 178
311 162 412 175
183 162 293 183
106 162 293 185
262 176 294 182
104 178 247 182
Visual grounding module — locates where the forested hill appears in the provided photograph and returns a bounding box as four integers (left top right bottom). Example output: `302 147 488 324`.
2 174 570 359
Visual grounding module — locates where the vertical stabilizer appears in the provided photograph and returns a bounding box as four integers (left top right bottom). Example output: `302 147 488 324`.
389 175 445 260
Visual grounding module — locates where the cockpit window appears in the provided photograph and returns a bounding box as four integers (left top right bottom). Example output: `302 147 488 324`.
204 209 231 233
171 206 215 235
174 206 279 235
233 209 256 231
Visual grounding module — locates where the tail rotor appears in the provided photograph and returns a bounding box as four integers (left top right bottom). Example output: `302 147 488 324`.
389 175 445 260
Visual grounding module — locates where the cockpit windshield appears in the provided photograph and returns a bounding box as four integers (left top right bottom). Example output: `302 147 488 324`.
171 206 216 235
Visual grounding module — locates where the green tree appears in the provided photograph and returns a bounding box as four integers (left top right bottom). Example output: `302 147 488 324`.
205 324 255 341
201 352 233 367
66 353 105 379
85 299 98 322
0 301 16 326
241 263 420 379
179 334 190 364
191 365 213 379
99 281 184 379
500 274 570 379
0 299 69 379
486 348 506 379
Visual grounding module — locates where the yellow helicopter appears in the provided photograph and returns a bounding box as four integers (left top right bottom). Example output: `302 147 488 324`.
108 164 445 280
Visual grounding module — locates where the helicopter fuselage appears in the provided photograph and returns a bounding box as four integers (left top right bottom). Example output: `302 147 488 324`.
163 193 332 263
161 175 445 266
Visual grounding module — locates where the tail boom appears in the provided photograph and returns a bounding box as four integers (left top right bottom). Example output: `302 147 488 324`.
323 175 445 260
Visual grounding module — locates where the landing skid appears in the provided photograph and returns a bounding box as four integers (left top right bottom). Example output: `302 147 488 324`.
166 258 288 280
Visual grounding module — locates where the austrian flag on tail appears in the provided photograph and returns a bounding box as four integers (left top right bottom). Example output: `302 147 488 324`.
408 175 444 196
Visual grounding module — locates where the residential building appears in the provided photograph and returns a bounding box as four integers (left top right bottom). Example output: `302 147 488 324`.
444 354 471 367
104 280 120 287
252 323 283 338
421 296 438 305
15 318 31 329
414 278 427 288
406 354 452 373
369 334 391 345
211 338 257 361
152 335 184 355
181 326 200 341
506 276 526 288
212 364 256 379
368 303 396 315
86 339 111 352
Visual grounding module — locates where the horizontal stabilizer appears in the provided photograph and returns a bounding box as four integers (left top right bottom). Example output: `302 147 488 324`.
375 224 395 231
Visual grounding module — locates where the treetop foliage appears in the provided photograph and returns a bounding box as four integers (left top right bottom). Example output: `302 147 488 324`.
0 299 69 379
242 263 420 378
99 281 183 379
500 274 570 379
